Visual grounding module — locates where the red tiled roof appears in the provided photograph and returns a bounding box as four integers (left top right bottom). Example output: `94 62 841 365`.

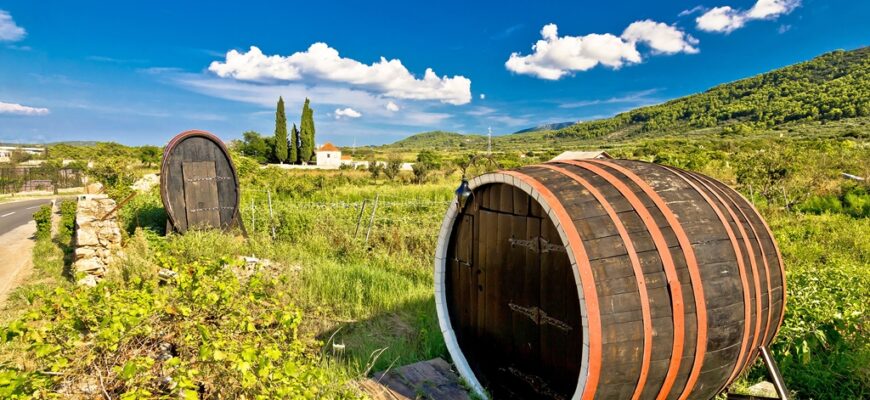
341 155 352 160
318 142 340 152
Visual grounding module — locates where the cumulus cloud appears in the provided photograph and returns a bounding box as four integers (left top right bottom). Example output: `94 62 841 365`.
335 107 362 119
386 101 400 112
622 20 699 54
0 101 49 116
0 10 26 42
505 21 697 80
697 0 800 33
209 44 472 105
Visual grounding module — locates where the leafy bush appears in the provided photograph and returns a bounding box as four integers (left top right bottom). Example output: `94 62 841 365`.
0 247 358 399
33 205 52 240
799 185 870 218
58 200 77 238
754 212 870 399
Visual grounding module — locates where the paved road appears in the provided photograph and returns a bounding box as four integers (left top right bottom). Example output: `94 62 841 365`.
0 198 53 237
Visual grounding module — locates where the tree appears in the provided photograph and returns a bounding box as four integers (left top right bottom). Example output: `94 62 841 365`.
138 146 161 167
416 150 441 169
384 155 402 180
239 131 269 164
299 98 316 163
274 97 288 163
290 123 299 164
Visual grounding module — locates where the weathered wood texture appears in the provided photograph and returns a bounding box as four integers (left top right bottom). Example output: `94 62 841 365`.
160 130 241 233
359 358 471 400
439 159 786 400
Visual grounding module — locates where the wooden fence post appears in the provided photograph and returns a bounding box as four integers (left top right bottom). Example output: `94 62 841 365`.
354 199 368 238
267 190 276 239
364 194 379 245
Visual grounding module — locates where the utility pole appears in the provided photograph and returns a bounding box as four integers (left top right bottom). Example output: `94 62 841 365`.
487 126 492 155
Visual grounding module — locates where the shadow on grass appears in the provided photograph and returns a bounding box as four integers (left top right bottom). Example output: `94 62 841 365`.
123 202 167 236
315 294 448 377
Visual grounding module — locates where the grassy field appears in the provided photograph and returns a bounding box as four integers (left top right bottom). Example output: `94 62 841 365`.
1 129 868 398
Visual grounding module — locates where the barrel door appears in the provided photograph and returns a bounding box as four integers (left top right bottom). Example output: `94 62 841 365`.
434 159 786 400
160 130 241 233
446 185 583 398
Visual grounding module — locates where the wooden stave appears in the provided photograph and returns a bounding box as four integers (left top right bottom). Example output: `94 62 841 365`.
437 160 785 400
160 130 241 233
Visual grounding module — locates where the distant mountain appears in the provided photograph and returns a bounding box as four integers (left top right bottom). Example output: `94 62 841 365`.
513 122 578 134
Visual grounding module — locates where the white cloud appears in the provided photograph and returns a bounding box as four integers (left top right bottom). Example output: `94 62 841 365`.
209 44 472 105
747 0 801 19
0 10 26 42
386 101 400 112
168 72 452 127
697 0 800 33
479 93 486 100
696 6 746 33
505 22 697 80
622 20 699 54
335 107 362 119
0 101 49 116
678 6 705 17
559 88 660 108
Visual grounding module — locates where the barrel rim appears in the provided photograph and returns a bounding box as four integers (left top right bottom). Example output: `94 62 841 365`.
160 129 241 232
434 171 596 400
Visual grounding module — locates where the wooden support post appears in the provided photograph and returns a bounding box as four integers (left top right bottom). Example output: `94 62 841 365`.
267 190 276 239
100 192 138 221
250 198 255 233
760 345 790 400
354 199 368 238
365 194 379 245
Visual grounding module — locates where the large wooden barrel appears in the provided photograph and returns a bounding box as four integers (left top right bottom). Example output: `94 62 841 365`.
434 159 786 400
160 130 241 233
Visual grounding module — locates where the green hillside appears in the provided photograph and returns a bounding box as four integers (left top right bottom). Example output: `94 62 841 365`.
554 46 869 139
386 47 869 151
387 130 487 149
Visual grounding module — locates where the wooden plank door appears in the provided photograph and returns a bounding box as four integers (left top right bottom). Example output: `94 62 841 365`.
182 161 221 229
478 209 545 398
540 216 583 398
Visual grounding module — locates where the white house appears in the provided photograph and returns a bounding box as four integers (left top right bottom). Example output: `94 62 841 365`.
315 142 342 167
549 150 612 162
0 146 45 163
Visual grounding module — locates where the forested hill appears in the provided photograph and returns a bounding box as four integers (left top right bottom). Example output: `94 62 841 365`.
387 130 486 149
552 46 869 139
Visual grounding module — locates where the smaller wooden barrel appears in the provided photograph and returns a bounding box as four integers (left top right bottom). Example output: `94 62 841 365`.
434 159 786 400
160 130 241 233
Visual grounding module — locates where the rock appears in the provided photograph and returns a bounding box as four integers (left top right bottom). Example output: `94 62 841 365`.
131 173 159 193
73 196 122 282
74 247 96 260
158 268 178 282
746 381 778 398
75 258 105 273
77 275 98 287
75 228 100 247
85 182 104 194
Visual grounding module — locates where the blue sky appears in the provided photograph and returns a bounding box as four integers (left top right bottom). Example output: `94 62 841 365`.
0 0 867 146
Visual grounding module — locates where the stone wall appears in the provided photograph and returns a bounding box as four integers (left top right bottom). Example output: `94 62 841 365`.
73 195 122 284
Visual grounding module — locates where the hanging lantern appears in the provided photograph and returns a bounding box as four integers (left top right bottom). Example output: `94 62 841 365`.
455 178 472 209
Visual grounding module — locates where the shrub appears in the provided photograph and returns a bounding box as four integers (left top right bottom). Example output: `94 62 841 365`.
33 205 52 239
0 252 358 399
58 200 77 238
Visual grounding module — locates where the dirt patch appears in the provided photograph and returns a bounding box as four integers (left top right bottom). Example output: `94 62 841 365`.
0 221 37 305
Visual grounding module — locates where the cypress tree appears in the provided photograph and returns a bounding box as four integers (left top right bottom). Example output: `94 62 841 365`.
274 96 288 163
290 123 299 164
299 98 316 163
